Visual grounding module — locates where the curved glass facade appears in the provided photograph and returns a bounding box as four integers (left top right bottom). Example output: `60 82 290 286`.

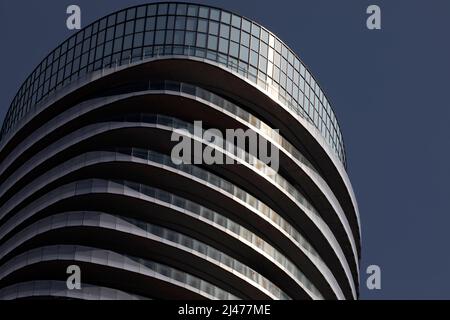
1 2 346 165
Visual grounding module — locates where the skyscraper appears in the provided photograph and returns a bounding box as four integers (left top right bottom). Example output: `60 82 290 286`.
0 2 360 300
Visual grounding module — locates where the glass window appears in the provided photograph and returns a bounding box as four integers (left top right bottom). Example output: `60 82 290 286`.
176 16 186 29
196 33 207 48
113 37 123 53
168 3 177 15
135 19 145 32
197 19 208 33
134 33 143 47
176 4 187 15
231 15 241 28
82 39 90 53
127 8 136 20
230 27 240 42
218 38 228 53
250 23 260 38
260 42 268 58
123 35 133 50
241 32 250 47
157 3 168 15
261 29 269 43
250 36 259 52
242 19 251 33
249 50 258 67
165 30 173 44
156 16 166 30
115 23 124 38
186 18 196 31
174 31 184 45
137 5 146 18
99 18 107 31
274 51 281 67
199 6 209 18
220 24 229 38
207 35 218 50
155 30 165 45
106 27 115 41
185 32 196 46
116 11 125 23
97 30 105 45
74 43 82 58
209 21 219 35
107 15 116 27
146 17 156 30
259 57 267 72
104 41 112 55
221 11 231 24
273 66 280 82
229 41 239 58
125 21 134 35
187 5 198 16
239 46 249 61
167 16 175 29
210 9 220 21
144 31 154 46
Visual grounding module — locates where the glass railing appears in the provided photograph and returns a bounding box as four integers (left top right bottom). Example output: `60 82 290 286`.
0 280 147 300
110 114 329 247
0 206 290 299
150 80 320 175
119 214 290 299
117 180 319 298
0 244 239 300
114 148 328 298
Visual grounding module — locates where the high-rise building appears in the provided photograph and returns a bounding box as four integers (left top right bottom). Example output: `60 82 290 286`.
0 2 360 300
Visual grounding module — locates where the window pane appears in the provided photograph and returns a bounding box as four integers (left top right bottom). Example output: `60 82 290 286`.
135 19 145 32
250 50 258 67
123 35 133 50
207 35 218 50
210 9 220 21
209 21 219 35
125 21 134 35
186 18 196 31
144 31 154 46
113 37 123 53
155 30 165 45
176 16 186 29
156 16 167 30
221 12 231 24
229 41 239 58
134 33 143 47
197 19 208 33
174 31 184 45
239 46 249 62
241 32 250 47
231 27 240 42
196 33 207 48
218 38 228 54
242 19 251 33
231 15 241 28
146 17 156 30
199 7 209 18
220 24 230 38
185 32 196 46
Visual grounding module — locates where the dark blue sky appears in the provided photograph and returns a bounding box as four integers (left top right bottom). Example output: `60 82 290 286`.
1 0 449 299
